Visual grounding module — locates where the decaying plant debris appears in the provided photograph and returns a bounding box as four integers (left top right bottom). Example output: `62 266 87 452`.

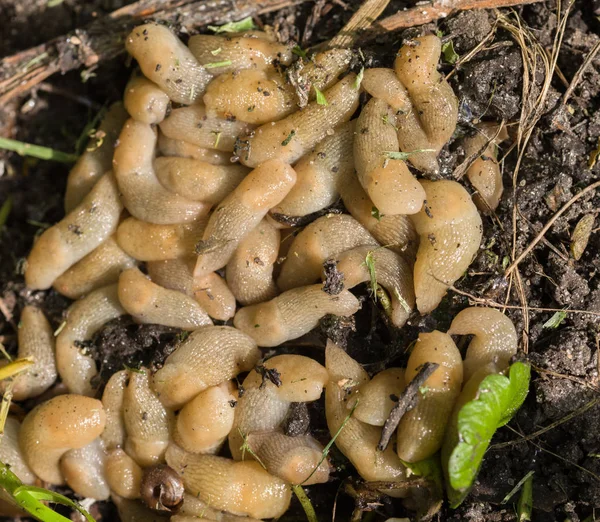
1 0 600 521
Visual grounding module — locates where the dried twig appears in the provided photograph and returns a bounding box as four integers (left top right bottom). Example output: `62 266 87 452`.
505 180 600 276
377 0 543 32
378 362 439 452
561 40 600 105
328 0 390 48
0 0 309 104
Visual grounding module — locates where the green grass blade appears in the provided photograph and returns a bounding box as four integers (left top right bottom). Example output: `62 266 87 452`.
292 484 318 522
0 196 12 230
0 137 78 163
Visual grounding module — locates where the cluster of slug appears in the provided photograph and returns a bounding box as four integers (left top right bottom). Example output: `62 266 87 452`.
3 17 515 521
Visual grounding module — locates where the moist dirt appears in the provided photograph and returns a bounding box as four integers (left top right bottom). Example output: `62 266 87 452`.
1 0 600 521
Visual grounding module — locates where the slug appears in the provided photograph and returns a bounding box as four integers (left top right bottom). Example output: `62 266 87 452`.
340 173 419 262
225 218 280 305
354 97 425 215
166 445 292 519
0 418 36 485
352 368 406 427
116 216 209 262
189 34 293 75
277 214 379 291
125 23 212 104
101 369 129 450
64 102 128 212
395 331 463 462
411 180 483 314
463 122 508 211
113 119 209 224
154 156 249 204
105 448 143 499
157 132 231 165
328 245 415 328
234 284 360 347
118 267 213 330
325 341 407 482
159 104 254 152
193 159 296 279
53 236 137 299
25 172 123 290
272 120 356 219
56 284 125 396
4 306 57 401
123 369 174 467
20 394 106 484
173 381 237 454
124 73 170 124
61 438 110 500
448 306 518 381
237 74 359 167
152 326 261 409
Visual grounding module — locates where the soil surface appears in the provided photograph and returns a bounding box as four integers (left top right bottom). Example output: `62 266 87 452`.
1 0 600 521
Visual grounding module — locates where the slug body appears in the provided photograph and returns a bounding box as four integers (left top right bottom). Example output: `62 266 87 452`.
411 180 483 313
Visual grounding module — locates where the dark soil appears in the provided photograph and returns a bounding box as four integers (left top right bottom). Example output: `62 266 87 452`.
1 0 600 521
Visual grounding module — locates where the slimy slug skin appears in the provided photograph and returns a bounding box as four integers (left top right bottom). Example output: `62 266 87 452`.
157 132 231 165
4 306 57 401
203 68 297 125
123 370 174 467
113 119 209 225
353 368 406 427
125 23 212 105
20 394 106 485
189 34 293 75
123 73 170 124
354 97 426 215
394 35 459 153
272 120 356 218
448 306 518 380
25 172 123 290
226 218 280 305
0 418 36 485
192 271 237 321
61 438 110 500
152 326 261 409
64 102 128 212
396 331 463 462
463 122 508 211
159 104 254 152
411 180 483 314
166 445 292 519
340 174 419 262
105 448 143 499
56 284 125 396
117 216 209 262
53 236 137 299
193 159 296 279
277 214 379 291
237 74 360 167
118 267 213 330
330 245 415 328
101 369 129 450
154 156 249 204
234 284 360 347
325 341 407 482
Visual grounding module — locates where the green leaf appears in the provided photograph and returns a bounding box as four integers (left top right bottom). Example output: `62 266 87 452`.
0 463 96 522
371 205 382 221
292 45 308 59
353 67 364 90
441 40 460 65
281 130 296 146
314 85 328 106
446 362 531 507
203 60 233 69
543 310 567 329
364 250 377 297
208 16 255 33
383 149 435 160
